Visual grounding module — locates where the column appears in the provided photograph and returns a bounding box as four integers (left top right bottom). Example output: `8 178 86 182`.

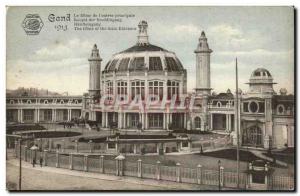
184 113 187 129
141 113 145 129
163 113 166 129
145 113 148 129
137 159 142 178
18 109 23 123
102 112 106 128
156 161 161 180
67 109 71 121
228 114 232 131
34 109 38 123
197 164 203 184
105 112 108 127
176 163 182 182
210 113 213 130
225 114 229 131
123 113 126 128
166 113 170 130
52 109 56 122
118 112 122 129
37 109 40 122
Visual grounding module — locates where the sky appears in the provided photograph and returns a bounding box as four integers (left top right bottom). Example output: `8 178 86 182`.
6 6 294 95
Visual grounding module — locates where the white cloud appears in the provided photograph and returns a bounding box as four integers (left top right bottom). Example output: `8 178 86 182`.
31 38 93 61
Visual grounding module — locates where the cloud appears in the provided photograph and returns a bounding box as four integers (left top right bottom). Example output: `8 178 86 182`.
31 38 93 61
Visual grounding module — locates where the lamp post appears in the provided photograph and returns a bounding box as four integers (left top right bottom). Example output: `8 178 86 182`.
18 138 22 190
218 160 221 191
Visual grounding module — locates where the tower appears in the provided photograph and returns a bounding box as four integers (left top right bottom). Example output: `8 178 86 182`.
137 20 149 46
194 31 213 96
88 44 102 97
193 31 213 132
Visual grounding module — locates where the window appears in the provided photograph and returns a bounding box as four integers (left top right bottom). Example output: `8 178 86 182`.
131 80 145 100
194 117 201 129
44 100 49 104
182 141 188 148
258 102 265 113
44 109 52 121
149 80 164 100
9 100 14 104
149 57 162 71
130 57 145 71
23 110 34 122
118 58 130 71
117 81 128 96
108 59 119 71
105 81 114 96
128 113 139 128
165 57 182 71
217 101 222 107
108 143 116 149
148 113 163 128
167 80 179 100
243 102 249 112
249 102 259 113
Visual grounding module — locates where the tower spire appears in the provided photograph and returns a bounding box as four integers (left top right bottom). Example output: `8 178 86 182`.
88 44 102 97
194 31 213 95
137 20 149 46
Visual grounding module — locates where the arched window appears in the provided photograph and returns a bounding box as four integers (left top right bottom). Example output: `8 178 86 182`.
167 80 179 100
217 101 222 107
75 100 78 104
60 100 64 104
194 117 201 129
9 100 14 104
148 80 163 101
131 80 145 100
26 100 31 104
44 100 48 104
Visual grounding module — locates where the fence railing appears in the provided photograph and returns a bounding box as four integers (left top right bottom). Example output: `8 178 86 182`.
15 145 294 190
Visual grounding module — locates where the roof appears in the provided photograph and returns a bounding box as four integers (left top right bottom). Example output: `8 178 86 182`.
119 44 168 54
210 92 234 99
251 68 272 77
273 94 294 103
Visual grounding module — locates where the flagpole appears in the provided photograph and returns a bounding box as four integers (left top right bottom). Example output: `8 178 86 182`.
235 58 240 189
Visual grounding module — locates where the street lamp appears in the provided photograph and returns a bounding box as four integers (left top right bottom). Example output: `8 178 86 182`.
218 160 221 190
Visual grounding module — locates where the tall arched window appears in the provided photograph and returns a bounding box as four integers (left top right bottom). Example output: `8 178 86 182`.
167 80 179 100
148 80 163 101
194 117 201 129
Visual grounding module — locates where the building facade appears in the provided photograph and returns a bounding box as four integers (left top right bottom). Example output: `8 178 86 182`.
6 21 294 150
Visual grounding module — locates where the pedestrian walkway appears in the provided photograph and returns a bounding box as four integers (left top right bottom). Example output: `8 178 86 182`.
7 158 230 190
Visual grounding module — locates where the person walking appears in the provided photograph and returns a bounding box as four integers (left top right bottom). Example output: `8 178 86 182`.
32 158 36 167
39 156 43 167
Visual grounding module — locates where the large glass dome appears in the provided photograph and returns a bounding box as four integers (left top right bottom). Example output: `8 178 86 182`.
103 21 185 73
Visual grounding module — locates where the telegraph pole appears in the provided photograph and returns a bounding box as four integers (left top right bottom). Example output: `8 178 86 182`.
18 138 22 190
235 58 240 189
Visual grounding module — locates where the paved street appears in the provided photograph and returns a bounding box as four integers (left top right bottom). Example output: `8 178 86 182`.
6 158 222 191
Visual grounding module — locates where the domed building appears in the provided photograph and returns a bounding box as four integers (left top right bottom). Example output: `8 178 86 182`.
86 21 188 130
6 20 294 150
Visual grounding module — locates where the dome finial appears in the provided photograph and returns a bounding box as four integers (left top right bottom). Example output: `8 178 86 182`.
137 20 149 45
201 31 206 37
93 44 97 49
